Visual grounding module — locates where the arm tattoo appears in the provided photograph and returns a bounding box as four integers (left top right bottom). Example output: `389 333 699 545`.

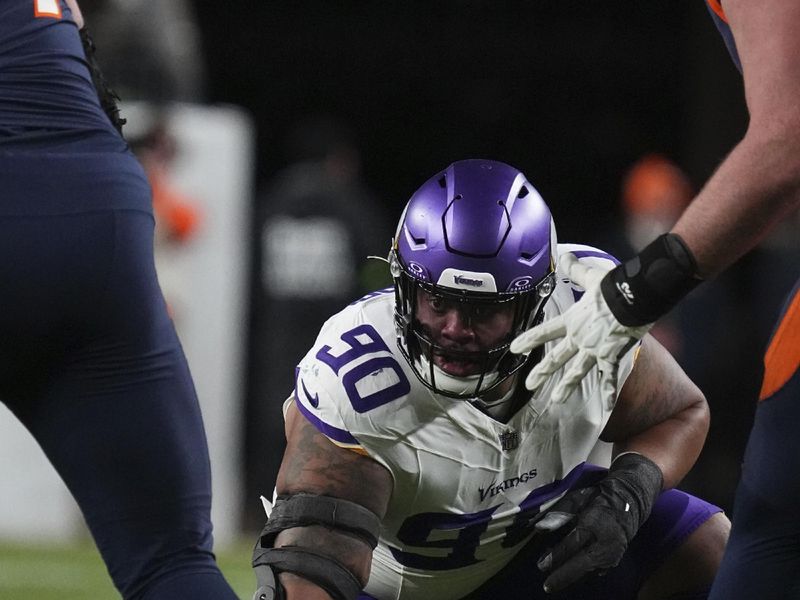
273 406 392 585
624 347 683 432
278 405 392 517
602 336 703 441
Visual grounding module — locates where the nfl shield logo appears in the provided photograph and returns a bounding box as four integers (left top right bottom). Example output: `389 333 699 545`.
499 429 520 451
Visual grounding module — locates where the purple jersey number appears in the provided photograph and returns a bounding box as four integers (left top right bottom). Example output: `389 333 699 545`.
390 463 597 570
316 324 411 413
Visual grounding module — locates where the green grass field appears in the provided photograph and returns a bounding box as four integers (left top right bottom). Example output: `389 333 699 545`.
0 539 256 600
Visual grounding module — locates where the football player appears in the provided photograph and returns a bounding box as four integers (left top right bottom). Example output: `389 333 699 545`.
252 159 729 600
0 1 238 598
509 2 800 598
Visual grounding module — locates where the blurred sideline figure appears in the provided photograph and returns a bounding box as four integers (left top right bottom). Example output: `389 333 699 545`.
0 1 237 598
244 115 390 530
79 0 206 327
511 1 800 598
250 159 729 600
128 116 202 246
75 0 205 102
126 110 203 328
620 155 693 255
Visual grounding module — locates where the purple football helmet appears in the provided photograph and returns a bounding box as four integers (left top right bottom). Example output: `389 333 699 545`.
391 159 557 399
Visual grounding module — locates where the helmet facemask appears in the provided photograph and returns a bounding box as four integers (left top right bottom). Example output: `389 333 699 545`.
391 158 558 401
392 250 555 400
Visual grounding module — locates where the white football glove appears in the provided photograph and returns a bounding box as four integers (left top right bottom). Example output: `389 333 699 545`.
509 252 652 404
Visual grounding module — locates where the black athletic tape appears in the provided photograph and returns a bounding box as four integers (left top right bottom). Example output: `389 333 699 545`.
261 493 381 549
79 27 126 134
253 546 362 600
251 561 284 600
608 452 664 525
600 233 702 326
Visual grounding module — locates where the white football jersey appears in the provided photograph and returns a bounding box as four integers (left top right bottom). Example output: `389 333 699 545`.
287 244 638 600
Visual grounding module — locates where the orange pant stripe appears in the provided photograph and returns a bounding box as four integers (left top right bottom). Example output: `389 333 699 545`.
760 287 800 401
706 0 727 22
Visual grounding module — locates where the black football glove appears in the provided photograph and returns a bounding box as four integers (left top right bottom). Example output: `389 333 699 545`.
535 453 664 594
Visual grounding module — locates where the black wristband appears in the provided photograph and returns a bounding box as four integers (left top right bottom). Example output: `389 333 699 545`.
609 454 663 500
600 233 702 327
605 453 664 534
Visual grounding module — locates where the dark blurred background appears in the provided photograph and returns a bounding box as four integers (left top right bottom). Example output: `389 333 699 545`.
194 1 745 240
84 0 800 533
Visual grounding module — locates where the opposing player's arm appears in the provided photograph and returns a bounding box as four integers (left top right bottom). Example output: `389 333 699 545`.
265 399 393 599
600 335 709 489
671 0 800 278
63 0 84 27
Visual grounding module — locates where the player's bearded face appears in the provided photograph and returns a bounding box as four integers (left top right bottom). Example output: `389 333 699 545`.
414 289 516 377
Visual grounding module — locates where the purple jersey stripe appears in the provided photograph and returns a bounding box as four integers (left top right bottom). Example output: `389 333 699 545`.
349 287 394 306
294 390 360 445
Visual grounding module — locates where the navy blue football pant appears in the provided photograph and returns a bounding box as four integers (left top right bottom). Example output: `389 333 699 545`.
709 280 800 600
0 209 238 599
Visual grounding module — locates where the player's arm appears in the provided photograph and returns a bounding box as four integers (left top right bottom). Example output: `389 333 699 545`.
599 335 709 489
671 0 800 277
512 0 800 405
252 399 393 600
64 0 84 27
533 335 708 593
